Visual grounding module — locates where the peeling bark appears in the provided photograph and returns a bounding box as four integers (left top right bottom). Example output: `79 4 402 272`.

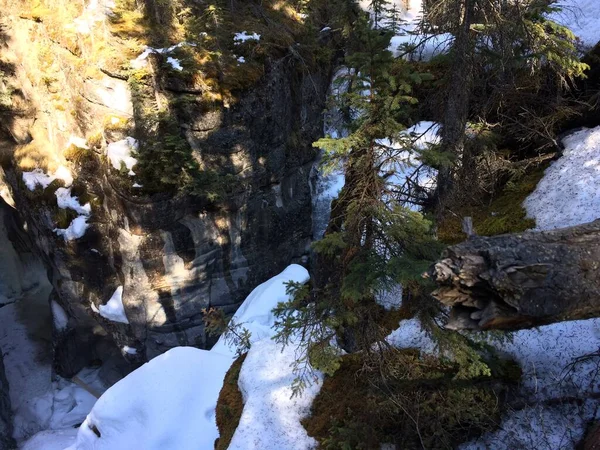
430 220 600 330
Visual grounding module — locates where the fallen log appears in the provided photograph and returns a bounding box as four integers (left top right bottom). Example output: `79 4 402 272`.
430 219 600 330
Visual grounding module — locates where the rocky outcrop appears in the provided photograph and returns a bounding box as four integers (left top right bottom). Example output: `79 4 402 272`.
0 9 332 374
431 219 600 330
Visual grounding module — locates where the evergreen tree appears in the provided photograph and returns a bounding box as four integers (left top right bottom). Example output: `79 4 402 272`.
430 0 589 213
273 7 443 392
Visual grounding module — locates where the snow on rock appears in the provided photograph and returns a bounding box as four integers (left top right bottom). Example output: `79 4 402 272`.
55 187 91 216
54 216 89 241
166 56 183 71
228 339 323 450
66 347 232 450
51 300 68 331
549 0 600 48
68 136 89 150
130 43 194 69
106 137 138 176
211 264 310 357
234 31 261 44
385 317 437 354
122 346 137 355
22 166 73 191
524 126 600 230
91 286 129 324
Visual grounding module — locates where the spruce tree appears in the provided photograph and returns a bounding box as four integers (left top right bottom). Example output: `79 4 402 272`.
273 6 442 392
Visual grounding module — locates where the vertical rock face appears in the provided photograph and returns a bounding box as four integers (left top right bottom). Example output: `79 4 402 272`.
0 352 13 450
0 10 331 373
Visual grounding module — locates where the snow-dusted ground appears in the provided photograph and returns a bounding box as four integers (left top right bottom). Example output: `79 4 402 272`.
550 0 600 48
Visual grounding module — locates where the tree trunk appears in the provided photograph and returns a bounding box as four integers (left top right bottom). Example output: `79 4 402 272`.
436 0 475 213
430 220 600 330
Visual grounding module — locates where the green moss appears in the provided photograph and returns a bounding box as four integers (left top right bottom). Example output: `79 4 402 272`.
215 353 247 450
438 162 550 244
303 349 510 449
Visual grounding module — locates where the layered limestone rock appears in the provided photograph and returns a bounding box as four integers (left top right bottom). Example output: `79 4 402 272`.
0 6 331 374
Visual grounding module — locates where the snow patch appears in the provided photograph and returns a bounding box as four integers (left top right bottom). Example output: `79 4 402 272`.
92 286 129 324
106 137 138 176
54 216 89 241
524 126 600 230
55 187 91 216
166 57 183 71
122 346 137 355
130 43 194 69
234 31 261 44
228 339 323 450
68 136 89 150
22 166 73 191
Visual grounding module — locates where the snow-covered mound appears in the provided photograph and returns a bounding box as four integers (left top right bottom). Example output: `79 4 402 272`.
524 126 600 230
66 347 232 450
54 264 312 450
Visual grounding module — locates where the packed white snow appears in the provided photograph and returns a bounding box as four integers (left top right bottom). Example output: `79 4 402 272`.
106 137 138 176
22 428 79 450
234 31 261 44
65 347 232 450
524 126 600 230
228 339 323 450
54 216 90 241
91 286 129 324
22 166 73 191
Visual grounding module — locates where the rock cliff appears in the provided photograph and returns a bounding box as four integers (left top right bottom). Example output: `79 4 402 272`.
0 1 334 376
